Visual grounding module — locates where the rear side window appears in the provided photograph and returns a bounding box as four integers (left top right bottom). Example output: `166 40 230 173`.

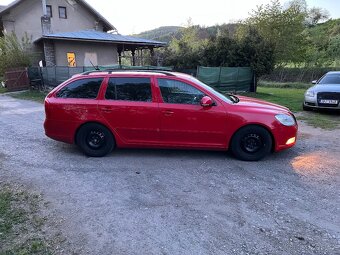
105 77 152 102
56 78 103 99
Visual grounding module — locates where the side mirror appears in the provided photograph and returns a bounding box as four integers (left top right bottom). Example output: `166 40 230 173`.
200 96 213 107
312 80 317 84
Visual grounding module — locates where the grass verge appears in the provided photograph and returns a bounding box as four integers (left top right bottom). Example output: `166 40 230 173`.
258 80 312 89
297 112 340 129
0 183 63 255
242 86 340 130
0 87 7 93
10 90 47 103
241 87 305 112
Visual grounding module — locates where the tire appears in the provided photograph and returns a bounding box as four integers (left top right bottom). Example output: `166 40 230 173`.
230 125 272 161
76 123 115 157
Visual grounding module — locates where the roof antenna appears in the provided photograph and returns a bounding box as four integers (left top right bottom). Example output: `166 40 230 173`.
89 59 100 71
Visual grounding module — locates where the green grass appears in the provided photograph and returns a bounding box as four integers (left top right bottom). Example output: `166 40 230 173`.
258 80 312 89
0 87 7 93
243 86 340 130
10 90 47 103
0 185 53 255
241 87 305 112
297 112 340 129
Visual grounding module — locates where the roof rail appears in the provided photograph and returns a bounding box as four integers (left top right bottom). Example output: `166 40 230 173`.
80 69 176 76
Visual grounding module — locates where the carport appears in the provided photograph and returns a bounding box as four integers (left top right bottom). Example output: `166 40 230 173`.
34 30 167 67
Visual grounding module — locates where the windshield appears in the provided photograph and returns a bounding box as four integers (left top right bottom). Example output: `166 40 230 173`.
187 76 234 103
318 74 340 84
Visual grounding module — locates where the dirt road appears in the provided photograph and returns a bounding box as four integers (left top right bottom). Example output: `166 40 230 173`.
1 95 339 254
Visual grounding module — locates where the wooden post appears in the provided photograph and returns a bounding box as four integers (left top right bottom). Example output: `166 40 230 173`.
131 48 136 66
149 47 155 66
117 46 122 68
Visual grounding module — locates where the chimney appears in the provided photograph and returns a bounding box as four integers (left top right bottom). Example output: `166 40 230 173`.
42 0 47 16
41 0 51 35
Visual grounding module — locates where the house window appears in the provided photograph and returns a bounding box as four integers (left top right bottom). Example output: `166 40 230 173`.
46 5 52 17
59 6 67 19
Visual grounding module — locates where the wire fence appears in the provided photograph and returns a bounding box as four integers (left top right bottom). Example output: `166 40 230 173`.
28 65 256 92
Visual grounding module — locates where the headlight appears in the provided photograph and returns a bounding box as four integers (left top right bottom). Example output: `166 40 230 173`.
305 90 315 97
275 114 296 126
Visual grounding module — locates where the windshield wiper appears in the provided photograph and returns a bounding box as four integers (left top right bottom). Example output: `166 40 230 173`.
227 94 240 103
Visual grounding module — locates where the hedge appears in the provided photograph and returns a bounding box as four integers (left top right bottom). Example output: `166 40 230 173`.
261 67 340 83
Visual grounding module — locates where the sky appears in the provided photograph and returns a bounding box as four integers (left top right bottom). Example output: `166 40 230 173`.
0 0 339 35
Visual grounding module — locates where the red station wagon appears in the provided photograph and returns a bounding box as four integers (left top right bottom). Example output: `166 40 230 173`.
44 70 298 161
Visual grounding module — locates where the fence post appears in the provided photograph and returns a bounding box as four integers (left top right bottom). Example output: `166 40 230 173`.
234 68 240 93
218 67 222 87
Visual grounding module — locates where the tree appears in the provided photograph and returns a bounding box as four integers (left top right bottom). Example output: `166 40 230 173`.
237 27 275 77
328 35 340 65
161 24 207 69
245 0 307 66
201 27 275 78
306 7 330 26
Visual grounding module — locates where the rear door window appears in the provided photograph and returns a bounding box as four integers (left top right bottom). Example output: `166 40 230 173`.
105 77 152 102
56 78 103 99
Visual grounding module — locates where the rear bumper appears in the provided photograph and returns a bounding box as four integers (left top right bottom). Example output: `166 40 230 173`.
44 119 76 144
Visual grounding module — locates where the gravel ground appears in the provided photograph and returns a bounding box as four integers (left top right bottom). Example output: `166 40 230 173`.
0 95 339 255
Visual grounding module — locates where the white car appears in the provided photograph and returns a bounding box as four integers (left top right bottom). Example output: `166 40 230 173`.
303 71 340 110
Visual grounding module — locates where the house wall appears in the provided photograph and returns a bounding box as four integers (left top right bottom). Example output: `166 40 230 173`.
54 41 118 67
1 0 105 42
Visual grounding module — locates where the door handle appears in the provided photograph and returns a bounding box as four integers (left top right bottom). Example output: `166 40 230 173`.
100 107 112 113
163 110 174 116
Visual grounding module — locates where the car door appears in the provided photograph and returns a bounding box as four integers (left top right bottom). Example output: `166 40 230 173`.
157 78 227 148
98 76 160 144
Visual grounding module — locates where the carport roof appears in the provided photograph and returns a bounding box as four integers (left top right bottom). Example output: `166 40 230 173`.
36 30 167 48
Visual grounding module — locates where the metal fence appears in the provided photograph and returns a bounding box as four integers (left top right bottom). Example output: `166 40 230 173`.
28 65 173 88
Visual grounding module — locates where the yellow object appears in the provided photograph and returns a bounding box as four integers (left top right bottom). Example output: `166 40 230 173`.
67 52 76 67
286 137 296 145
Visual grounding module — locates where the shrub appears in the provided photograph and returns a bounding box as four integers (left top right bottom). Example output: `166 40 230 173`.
0 33 33 76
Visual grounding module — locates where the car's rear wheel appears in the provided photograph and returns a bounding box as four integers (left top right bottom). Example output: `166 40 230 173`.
76 123 115 157
230 125 272 161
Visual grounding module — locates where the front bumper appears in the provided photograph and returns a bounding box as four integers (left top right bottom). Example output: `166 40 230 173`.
304 93 340 110
273 124 298 152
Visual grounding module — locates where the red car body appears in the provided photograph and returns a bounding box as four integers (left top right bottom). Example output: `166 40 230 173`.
44 71 297 160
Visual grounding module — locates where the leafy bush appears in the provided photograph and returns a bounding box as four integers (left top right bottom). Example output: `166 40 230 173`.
0 33 33 76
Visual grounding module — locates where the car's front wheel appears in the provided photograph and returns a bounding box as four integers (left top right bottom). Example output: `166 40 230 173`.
230 125 272 161
76 123 115 157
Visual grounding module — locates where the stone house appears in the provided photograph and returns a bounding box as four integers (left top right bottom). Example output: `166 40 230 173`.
0 0 166 67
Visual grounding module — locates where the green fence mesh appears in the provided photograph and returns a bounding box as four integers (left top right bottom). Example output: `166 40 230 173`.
197 67 255 92
29 66 173 87
28 66 255 91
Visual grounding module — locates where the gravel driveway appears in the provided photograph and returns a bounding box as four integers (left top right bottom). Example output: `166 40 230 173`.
0 95 339 255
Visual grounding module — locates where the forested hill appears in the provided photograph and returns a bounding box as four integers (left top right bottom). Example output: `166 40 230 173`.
132 19 340 46
132 26 183 42
132 24 240 43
